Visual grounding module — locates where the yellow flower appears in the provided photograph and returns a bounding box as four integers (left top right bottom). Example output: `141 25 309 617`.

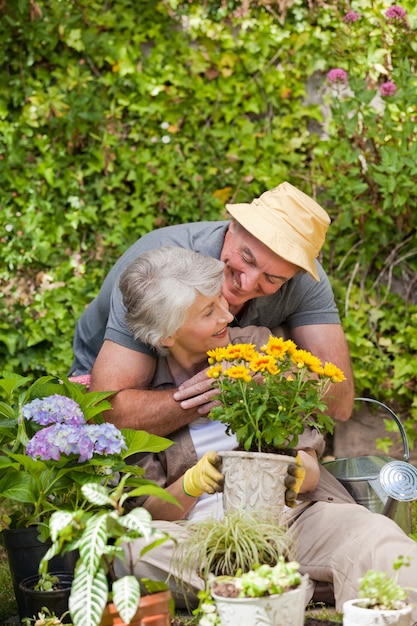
207 364 223 379
224 365 252 383
249 354 278 374
291 349 322 373
322 362 347 383
205 335 345 452
261 336 296 360
223 343 257 362
207 347 228 363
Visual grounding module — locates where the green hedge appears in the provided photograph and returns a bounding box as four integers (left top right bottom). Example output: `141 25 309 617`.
0 0 416 434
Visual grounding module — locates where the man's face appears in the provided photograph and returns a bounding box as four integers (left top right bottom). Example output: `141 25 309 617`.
220 221 300 314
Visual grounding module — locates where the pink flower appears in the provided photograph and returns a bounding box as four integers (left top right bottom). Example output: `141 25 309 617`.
344 10 360 23
385 5 407 21
380 81 397 96
327 68 348 84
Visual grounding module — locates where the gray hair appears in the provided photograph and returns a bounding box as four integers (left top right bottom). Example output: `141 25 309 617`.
119 245 225 354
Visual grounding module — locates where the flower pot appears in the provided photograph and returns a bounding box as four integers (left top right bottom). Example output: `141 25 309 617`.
99 590 172 626
2 526 77 621
212 573 309 626
219 450 295 520
19 572 73 623
343 598 412 625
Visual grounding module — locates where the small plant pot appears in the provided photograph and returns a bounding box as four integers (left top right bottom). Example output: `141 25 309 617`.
99 590 172 626
19 571 73 623
212 573 308 626
343 598 412 626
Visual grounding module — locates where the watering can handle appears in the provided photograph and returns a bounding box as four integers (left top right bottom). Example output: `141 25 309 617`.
354 397 410 462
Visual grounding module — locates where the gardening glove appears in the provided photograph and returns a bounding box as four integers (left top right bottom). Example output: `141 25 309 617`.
284 453 306 508
183 451 224 497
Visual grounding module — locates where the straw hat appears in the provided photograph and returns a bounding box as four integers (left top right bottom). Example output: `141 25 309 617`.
226 181 330 281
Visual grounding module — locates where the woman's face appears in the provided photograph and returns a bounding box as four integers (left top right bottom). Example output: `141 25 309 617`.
166 290 234 362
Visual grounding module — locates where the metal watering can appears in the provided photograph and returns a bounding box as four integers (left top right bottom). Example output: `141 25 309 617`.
323 397 417 534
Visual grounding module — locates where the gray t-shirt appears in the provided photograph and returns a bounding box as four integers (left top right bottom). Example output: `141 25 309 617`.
70 221 340 374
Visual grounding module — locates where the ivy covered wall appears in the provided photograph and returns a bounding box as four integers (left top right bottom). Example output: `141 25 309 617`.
0 0 416 429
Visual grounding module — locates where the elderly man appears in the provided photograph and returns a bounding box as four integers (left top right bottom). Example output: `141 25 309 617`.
70 181 354 435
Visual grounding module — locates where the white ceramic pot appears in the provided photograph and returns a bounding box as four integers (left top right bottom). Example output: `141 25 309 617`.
219 450 295 520
343 598 412 626
212 573 308 626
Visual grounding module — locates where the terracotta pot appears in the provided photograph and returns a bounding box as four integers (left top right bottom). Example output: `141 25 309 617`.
212 573 309 626
100 590 172 626
343 598 412 625
219 450 295 520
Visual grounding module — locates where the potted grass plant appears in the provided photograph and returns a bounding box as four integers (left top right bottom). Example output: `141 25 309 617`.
206 335 345 517
342 556 414 626
174 509 294 581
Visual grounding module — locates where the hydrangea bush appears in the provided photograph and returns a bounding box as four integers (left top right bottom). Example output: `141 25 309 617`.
0 372 172 536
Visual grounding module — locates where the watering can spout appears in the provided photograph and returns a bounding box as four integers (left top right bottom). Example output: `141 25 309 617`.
381 496 399 519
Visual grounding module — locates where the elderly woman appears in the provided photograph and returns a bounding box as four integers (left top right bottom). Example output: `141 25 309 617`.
116 245 417 619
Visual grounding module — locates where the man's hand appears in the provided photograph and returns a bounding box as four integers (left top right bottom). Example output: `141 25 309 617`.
173 367 221 414
284 453 306 508
182 451 224 497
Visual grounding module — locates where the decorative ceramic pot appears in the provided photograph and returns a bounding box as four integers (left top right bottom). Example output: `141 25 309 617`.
343 598 412 626
19 571 73 623
99 589 172 626
219 450 295 520
212 573 309 626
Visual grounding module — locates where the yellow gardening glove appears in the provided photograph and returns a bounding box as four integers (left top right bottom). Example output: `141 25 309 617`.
183 451 224 497
284 453 306 508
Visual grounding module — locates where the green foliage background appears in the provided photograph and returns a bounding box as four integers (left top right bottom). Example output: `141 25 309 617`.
0 0 416 431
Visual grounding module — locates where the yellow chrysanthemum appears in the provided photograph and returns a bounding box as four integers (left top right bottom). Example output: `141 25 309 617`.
222 343 257 362
224 365 252 383
207 347 228 363
261 336 289 360
249 355 277 373
322 362 346 383
291 349 322 372
207 364 223 379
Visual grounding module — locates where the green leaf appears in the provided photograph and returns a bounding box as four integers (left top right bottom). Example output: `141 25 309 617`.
69 563 108 626
113 575 141 624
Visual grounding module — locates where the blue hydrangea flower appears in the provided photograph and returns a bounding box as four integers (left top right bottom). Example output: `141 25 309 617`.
22 394 85 426
86 423 127 456
26 424 82 461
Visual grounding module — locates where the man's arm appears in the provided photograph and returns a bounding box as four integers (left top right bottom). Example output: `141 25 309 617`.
89 340 218 435
291 323 354 422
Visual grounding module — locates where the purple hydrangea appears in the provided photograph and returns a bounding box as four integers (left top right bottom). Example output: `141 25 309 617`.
385 5 407 21
26 424 81 461
26 421 126 462
380 81 397 96
84 423 127 457
327 68 348 84
343 10 360 22
22 394 85 426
